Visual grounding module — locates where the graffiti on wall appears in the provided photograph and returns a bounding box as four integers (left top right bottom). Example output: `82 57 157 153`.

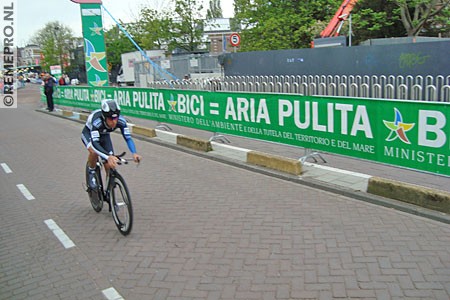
399 52 430 70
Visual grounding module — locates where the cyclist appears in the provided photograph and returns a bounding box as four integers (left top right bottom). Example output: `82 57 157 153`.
82 99 142 189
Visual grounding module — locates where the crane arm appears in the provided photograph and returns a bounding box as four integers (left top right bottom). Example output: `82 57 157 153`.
320 0 358 38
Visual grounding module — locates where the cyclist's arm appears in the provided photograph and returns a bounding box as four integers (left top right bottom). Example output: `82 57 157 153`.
124 133 137 154
119 121 137 154
120 123 142 163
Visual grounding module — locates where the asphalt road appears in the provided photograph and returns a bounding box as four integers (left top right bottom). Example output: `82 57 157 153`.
0 85 449 299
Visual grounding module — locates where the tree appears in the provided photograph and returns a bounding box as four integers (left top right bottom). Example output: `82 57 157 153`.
351 0 406 44
104 25 136 68
206 0 223 19
421 4 450 37
394 0 450 36
171 0 205 52
135 7 174 51
233 0 341 51
30 21 75 72
352 0 450 43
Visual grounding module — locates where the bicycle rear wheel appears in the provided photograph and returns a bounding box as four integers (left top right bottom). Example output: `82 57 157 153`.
110 172 133 235
85 163 103 213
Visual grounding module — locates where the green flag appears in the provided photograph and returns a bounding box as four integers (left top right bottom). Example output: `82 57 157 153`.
77 1 109 86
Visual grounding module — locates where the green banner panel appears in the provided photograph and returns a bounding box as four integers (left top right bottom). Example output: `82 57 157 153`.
79 3 109 87
53 86 450 176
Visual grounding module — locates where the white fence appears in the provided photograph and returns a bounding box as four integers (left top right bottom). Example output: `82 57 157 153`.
147 74 450 102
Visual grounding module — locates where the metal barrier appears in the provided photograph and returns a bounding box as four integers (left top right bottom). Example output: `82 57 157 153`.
148 74 450 102
135 54 222 85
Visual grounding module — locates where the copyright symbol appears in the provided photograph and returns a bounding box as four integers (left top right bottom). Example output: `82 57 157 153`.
3 95 14 107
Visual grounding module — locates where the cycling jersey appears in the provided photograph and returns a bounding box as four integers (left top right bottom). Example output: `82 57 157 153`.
81 109 136 160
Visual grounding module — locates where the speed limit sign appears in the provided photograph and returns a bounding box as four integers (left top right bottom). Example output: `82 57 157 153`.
229 33 241 47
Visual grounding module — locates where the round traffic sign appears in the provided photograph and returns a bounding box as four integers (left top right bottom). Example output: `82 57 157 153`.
229 33 241 47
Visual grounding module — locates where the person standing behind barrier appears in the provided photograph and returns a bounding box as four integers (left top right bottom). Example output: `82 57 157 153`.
64 74 71 85
58 76 65 86
43 73 56 111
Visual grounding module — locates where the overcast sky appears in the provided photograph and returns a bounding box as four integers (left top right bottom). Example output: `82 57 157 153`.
17 0 235 47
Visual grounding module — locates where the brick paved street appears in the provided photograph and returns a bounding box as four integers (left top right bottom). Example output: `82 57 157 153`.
0 85 449 299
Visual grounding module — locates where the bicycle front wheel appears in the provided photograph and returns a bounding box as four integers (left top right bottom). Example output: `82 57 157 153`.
110 172 133 235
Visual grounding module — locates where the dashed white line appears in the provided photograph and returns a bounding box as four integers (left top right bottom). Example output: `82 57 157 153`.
102 287 124 300
44 219 75 249
1 163 12 174
16 184 35 200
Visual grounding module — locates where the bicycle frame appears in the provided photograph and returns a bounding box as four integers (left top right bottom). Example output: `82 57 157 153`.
86 152 134 235
96 158 125 211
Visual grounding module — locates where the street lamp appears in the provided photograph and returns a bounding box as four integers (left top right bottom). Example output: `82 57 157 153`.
338 13 353 47
54 26 63 73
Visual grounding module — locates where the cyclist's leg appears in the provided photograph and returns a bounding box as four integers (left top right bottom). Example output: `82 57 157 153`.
82 128 99 168
100 134 114 176
82 132 104 211
82 129 102 190
87 148 98 167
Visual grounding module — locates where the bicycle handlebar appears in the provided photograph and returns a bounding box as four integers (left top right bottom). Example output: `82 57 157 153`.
114 152 139 165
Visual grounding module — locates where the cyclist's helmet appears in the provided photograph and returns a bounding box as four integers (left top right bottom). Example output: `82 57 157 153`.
101 99 121 119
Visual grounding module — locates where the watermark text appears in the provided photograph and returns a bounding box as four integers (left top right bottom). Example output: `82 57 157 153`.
1 0 17 108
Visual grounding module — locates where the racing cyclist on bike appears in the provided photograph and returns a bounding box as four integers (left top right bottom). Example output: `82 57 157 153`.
82 99 142 189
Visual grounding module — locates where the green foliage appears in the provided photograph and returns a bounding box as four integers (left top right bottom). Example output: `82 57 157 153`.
136 8 174 50
352 0 450 40
351 0 405 44
394 0 450 36
30 21 75 72
104 25 135 67
423 7 450 37
171 0 205 52
206 0 223 19
233 0 342 51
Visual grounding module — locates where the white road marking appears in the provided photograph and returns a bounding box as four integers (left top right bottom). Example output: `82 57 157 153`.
1 163 12 174
44 219 75 249
102 287 125 300
16 184 35 200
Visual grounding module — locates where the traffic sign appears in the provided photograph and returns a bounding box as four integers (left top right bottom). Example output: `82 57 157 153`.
229 33 241 47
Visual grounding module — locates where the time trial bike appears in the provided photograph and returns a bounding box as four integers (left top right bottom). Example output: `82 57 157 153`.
85 152 134 235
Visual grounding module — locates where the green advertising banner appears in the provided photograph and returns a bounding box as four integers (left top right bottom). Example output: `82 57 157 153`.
53 86 450 176
79 3 109 87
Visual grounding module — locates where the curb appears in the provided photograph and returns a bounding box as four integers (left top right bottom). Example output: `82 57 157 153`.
368 177 450 214
247 151 302 175
177 135 213 152
40 108 450 220
131 125 157 138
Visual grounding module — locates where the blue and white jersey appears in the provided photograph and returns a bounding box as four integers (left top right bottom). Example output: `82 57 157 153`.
82 109 136 160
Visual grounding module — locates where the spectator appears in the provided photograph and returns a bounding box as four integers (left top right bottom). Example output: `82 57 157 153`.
43 73 56 111
64 74 71 85
58 75 65 85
